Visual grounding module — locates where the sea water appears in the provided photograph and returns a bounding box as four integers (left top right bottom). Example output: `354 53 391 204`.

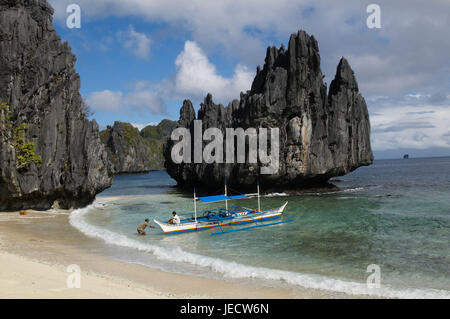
70 157 450 298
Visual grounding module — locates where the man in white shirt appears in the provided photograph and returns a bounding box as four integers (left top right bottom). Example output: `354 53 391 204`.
168 211 181 225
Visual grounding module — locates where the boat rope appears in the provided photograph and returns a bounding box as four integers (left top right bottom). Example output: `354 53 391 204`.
197 186 224 198
227 186 246 195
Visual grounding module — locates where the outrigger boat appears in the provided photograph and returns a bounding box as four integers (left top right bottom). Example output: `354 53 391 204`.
154 181 292 235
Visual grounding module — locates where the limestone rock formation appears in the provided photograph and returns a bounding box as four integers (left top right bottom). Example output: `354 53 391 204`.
100 120 177 174
0 0 113 210
164 30 373 189
140 120 178 170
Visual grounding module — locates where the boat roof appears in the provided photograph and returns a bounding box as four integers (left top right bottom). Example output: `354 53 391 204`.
198 194 249 203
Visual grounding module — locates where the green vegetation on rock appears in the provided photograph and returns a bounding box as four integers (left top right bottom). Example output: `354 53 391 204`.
0 102 42 168
13 123 42 168
100 120 177 174
122 123 140 145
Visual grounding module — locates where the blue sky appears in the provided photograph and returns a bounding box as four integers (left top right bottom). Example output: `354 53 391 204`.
49 0 450 159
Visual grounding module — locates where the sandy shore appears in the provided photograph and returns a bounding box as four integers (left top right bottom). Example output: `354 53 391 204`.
0 207 351 299
0 251 169 299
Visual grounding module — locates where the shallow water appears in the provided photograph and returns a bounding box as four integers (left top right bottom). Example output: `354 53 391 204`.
70 157 450 298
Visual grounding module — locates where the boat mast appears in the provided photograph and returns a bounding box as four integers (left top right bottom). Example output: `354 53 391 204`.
225 179 228 213
194 188 197 222
257 180 261 212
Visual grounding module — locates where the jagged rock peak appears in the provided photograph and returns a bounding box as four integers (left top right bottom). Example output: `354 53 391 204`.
330 57 359 93
179 100 196 127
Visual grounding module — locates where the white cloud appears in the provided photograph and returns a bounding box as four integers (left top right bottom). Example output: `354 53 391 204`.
87 41 254 111
86 84 166 115
125 86 165 114
86 41 252 116
371 104 450 151
172 41 254 103
118 25 151 60
48 0 450 99
86 90 123 111
406 94 431 100
48 0 301 64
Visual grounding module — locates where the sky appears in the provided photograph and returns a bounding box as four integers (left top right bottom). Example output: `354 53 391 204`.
48 0 450 159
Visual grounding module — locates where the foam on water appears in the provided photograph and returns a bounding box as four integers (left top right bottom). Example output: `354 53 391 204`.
343 187 365 193
70 204 450 299
264 193 288 197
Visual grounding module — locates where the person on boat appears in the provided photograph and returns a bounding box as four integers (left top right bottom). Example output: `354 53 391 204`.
168 212 181 225
137 218 155 235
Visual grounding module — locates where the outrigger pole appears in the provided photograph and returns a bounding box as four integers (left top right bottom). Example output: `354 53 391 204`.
211 218 294 235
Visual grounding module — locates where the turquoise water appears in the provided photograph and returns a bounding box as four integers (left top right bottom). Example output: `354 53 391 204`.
70 158 450 297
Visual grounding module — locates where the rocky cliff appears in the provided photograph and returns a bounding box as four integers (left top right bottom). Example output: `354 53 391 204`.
0 0 113 210
101 120 177 174
164 30 373 189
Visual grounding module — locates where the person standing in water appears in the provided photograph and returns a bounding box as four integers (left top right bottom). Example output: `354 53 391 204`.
137 218 155 235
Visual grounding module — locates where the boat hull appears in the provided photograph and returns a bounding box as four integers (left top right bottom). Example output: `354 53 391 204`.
154 202 288 234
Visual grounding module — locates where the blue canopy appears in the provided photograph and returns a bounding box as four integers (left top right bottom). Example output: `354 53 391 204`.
198 194 249 203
